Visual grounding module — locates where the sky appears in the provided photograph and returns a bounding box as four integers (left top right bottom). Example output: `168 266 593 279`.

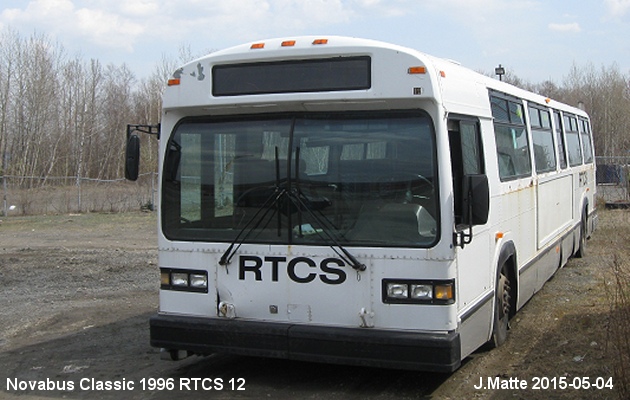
1 0 629 84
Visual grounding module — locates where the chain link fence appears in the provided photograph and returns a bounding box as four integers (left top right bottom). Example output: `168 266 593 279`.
596 156 630 208
3 158 629 215
1 173 157 216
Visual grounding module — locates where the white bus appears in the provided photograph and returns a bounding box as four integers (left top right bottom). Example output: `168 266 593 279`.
126 36 597 372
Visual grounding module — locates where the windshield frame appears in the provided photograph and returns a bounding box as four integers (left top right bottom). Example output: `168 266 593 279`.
161 110 440 248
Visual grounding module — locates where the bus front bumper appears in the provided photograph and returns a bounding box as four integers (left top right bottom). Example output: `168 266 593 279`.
150 314 461 372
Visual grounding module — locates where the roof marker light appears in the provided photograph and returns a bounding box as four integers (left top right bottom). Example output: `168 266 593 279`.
312 39 328 45
440 70 446 78
250 42 265 49
167 78 180 86
282 40 296 47
408 66 426 74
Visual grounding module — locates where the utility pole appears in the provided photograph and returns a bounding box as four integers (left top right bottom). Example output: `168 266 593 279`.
495 64 505 81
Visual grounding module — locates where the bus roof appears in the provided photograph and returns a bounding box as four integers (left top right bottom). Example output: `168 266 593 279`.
163 36 588 119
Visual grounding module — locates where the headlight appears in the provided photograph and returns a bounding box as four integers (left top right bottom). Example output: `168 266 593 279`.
171 272 189 287
386 283 409 299
410 284 433 300
189 273 208 289
161 268 208 293
382 279 455 304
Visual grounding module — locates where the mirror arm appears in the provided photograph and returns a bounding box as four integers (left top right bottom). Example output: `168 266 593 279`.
454 187 475 249
454 226 474 249
127 123 160 140
454 174 489 249
125 124 160 182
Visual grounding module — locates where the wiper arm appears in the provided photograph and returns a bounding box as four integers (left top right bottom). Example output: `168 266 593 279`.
220 143 366 273
289 147 365 272
219 185 285 266
220 146 288 266
287 190 366 272
294 147 304 238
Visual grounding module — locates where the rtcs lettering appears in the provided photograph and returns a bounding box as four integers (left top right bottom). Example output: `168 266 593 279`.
238 255 347 285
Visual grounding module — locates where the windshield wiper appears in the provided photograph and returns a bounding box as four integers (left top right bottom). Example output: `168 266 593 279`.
286 189 366 272
219 142 366 273
218 185 285 266
219 147 286 266
289 147 366 272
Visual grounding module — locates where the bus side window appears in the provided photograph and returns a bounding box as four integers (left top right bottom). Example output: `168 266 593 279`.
554 111 568 169
449 118 484 226
579 118 594 164
529 106 556 173
491 95 532 181
564 114 583 166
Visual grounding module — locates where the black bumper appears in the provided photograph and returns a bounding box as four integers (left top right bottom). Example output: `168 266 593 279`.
150 314 461 372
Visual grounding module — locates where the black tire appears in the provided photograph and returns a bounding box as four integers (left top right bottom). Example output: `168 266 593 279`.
489 265 511 348
576 210 587 258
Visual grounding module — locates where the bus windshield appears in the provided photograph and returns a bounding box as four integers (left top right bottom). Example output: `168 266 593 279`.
162 110 439 248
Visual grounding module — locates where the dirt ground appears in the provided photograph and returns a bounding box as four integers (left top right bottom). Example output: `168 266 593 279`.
0 210 626 399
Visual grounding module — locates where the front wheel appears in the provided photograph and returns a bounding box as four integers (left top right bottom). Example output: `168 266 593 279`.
489 265 511 348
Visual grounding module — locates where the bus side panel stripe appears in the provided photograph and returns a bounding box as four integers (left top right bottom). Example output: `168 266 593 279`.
460 290 494 323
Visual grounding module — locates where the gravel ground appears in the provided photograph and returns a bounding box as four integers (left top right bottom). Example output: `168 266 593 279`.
0 210 625 399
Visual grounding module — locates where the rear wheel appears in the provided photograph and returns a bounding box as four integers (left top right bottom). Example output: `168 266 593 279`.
576 210 587 258
489 265 511 348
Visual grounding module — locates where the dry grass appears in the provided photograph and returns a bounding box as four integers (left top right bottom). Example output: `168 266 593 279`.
607 255 630 399
2 176 156 215
597 209 630 399
608 256 630 399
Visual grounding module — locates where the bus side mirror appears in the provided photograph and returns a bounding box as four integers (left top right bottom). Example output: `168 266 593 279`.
462 174 489 226
456 174 489 249
125 134 141 181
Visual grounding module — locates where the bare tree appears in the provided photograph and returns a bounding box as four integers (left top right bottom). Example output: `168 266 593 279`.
1 26 628 206
562 62 630 157
486 62 630 157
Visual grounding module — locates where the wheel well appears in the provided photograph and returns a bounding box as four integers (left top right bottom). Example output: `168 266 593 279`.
583 200 590 233
582 200 589 222
497 243 518 319
576 199 589 252
503 255 517 319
